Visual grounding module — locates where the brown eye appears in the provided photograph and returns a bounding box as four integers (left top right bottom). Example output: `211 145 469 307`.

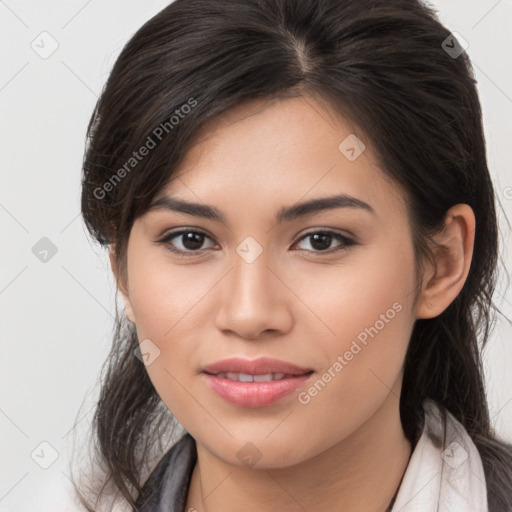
158 229 216 256
294 231 355 254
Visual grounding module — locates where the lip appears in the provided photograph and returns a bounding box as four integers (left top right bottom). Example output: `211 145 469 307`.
202 357 312 376
201 357 314 408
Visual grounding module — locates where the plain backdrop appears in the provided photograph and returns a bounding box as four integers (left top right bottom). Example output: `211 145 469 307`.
1 1 511 510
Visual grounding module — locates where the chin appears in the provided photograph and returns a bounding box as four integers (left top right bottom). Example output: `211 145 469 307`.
198 431 313 470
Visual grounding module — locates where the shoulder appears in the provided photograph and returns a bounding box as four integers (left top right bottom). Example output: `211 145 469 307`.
418 399 512 512
472 432 512 512
393 399 488 511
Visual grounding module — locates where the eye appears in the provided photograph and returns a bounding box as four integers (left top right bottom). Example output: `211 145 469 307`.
156 228 356 258
292 230 356 254
157 229 216 257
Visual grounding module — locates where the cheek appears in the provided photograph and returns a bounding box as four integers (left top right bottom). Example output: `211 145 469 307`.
291 234 416 351
294 237 416 403
125 253 219 422
127 251 215 339
292 279 413 453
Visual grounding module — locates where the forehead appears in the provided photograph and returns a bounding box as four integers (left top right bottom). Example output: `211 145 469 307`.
153 93 407 222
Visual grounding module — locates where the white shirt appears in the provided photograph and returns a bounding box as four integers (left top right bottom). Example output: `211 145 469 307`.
391 398 488 511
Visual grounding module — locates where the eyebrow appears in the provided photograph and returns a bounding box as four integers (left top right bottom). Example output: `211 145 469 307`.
147 193 375 224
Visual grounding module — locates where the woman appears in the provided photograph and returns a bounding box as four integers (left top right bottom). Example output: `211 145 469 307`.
75 0 512 510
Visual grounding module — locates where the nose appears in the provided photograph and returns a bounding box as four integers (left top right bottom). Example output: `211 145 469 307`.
214 249 293 340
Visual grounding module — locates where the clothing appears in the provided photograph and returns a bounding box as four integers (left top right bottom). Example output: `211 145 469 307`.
392 399 488 511
134 398 488 511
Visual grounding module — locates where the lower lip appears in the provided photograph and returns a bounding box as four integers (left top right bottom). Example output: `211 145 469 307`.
202 373 313 408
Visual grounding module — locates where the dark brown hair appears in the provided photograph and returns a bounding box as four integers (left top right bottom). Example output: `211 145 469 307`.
76 0 512 510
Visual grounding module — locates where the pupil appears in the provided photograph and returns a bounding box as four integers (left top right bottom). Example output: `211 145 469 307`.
183 232 204 250
310 233 331 251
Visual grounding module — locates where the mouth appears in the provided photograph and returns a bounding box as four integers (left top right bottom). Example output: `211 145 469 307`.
202 356 313 376
201 357 314 408
207 372 303 382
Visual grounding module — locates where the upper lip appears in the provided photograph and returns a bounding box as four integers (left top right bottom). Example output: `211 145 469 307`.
202 357 313 376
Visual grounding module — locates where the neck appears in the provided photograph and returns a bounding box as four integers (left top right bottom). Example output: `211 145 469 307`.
186 394 412 512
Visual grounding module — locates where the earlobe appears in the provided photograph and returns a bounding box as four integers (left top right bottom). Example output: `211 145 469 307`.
122 299 136 324
416 204 475 319
109 245 136 324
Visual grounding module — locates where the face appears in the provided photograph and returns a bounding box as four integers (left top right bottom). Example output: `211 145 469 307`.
115 93 420 468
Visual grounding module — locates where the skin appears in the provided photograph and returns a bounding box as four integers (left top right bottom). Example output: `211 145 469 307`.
110 93 475 512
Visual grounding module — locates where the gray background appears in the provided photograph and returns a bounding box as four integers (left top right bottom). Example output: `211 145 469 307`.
1 1 511 510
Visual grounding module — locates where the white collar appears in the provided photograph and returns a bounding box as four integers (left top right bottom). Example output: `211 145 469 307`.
392 398 488 511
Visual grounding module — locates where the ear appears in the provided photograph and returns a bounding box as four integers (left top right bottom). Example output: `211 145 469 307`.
109 245 136 324
415 204 475 319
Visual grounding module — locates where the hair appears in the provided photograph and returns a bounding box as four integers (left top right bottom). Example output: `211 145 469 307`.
75 0 512 510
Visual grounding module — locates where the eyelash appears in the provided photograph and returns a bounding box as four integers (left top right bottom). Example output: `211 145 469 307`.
156 228 356 258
